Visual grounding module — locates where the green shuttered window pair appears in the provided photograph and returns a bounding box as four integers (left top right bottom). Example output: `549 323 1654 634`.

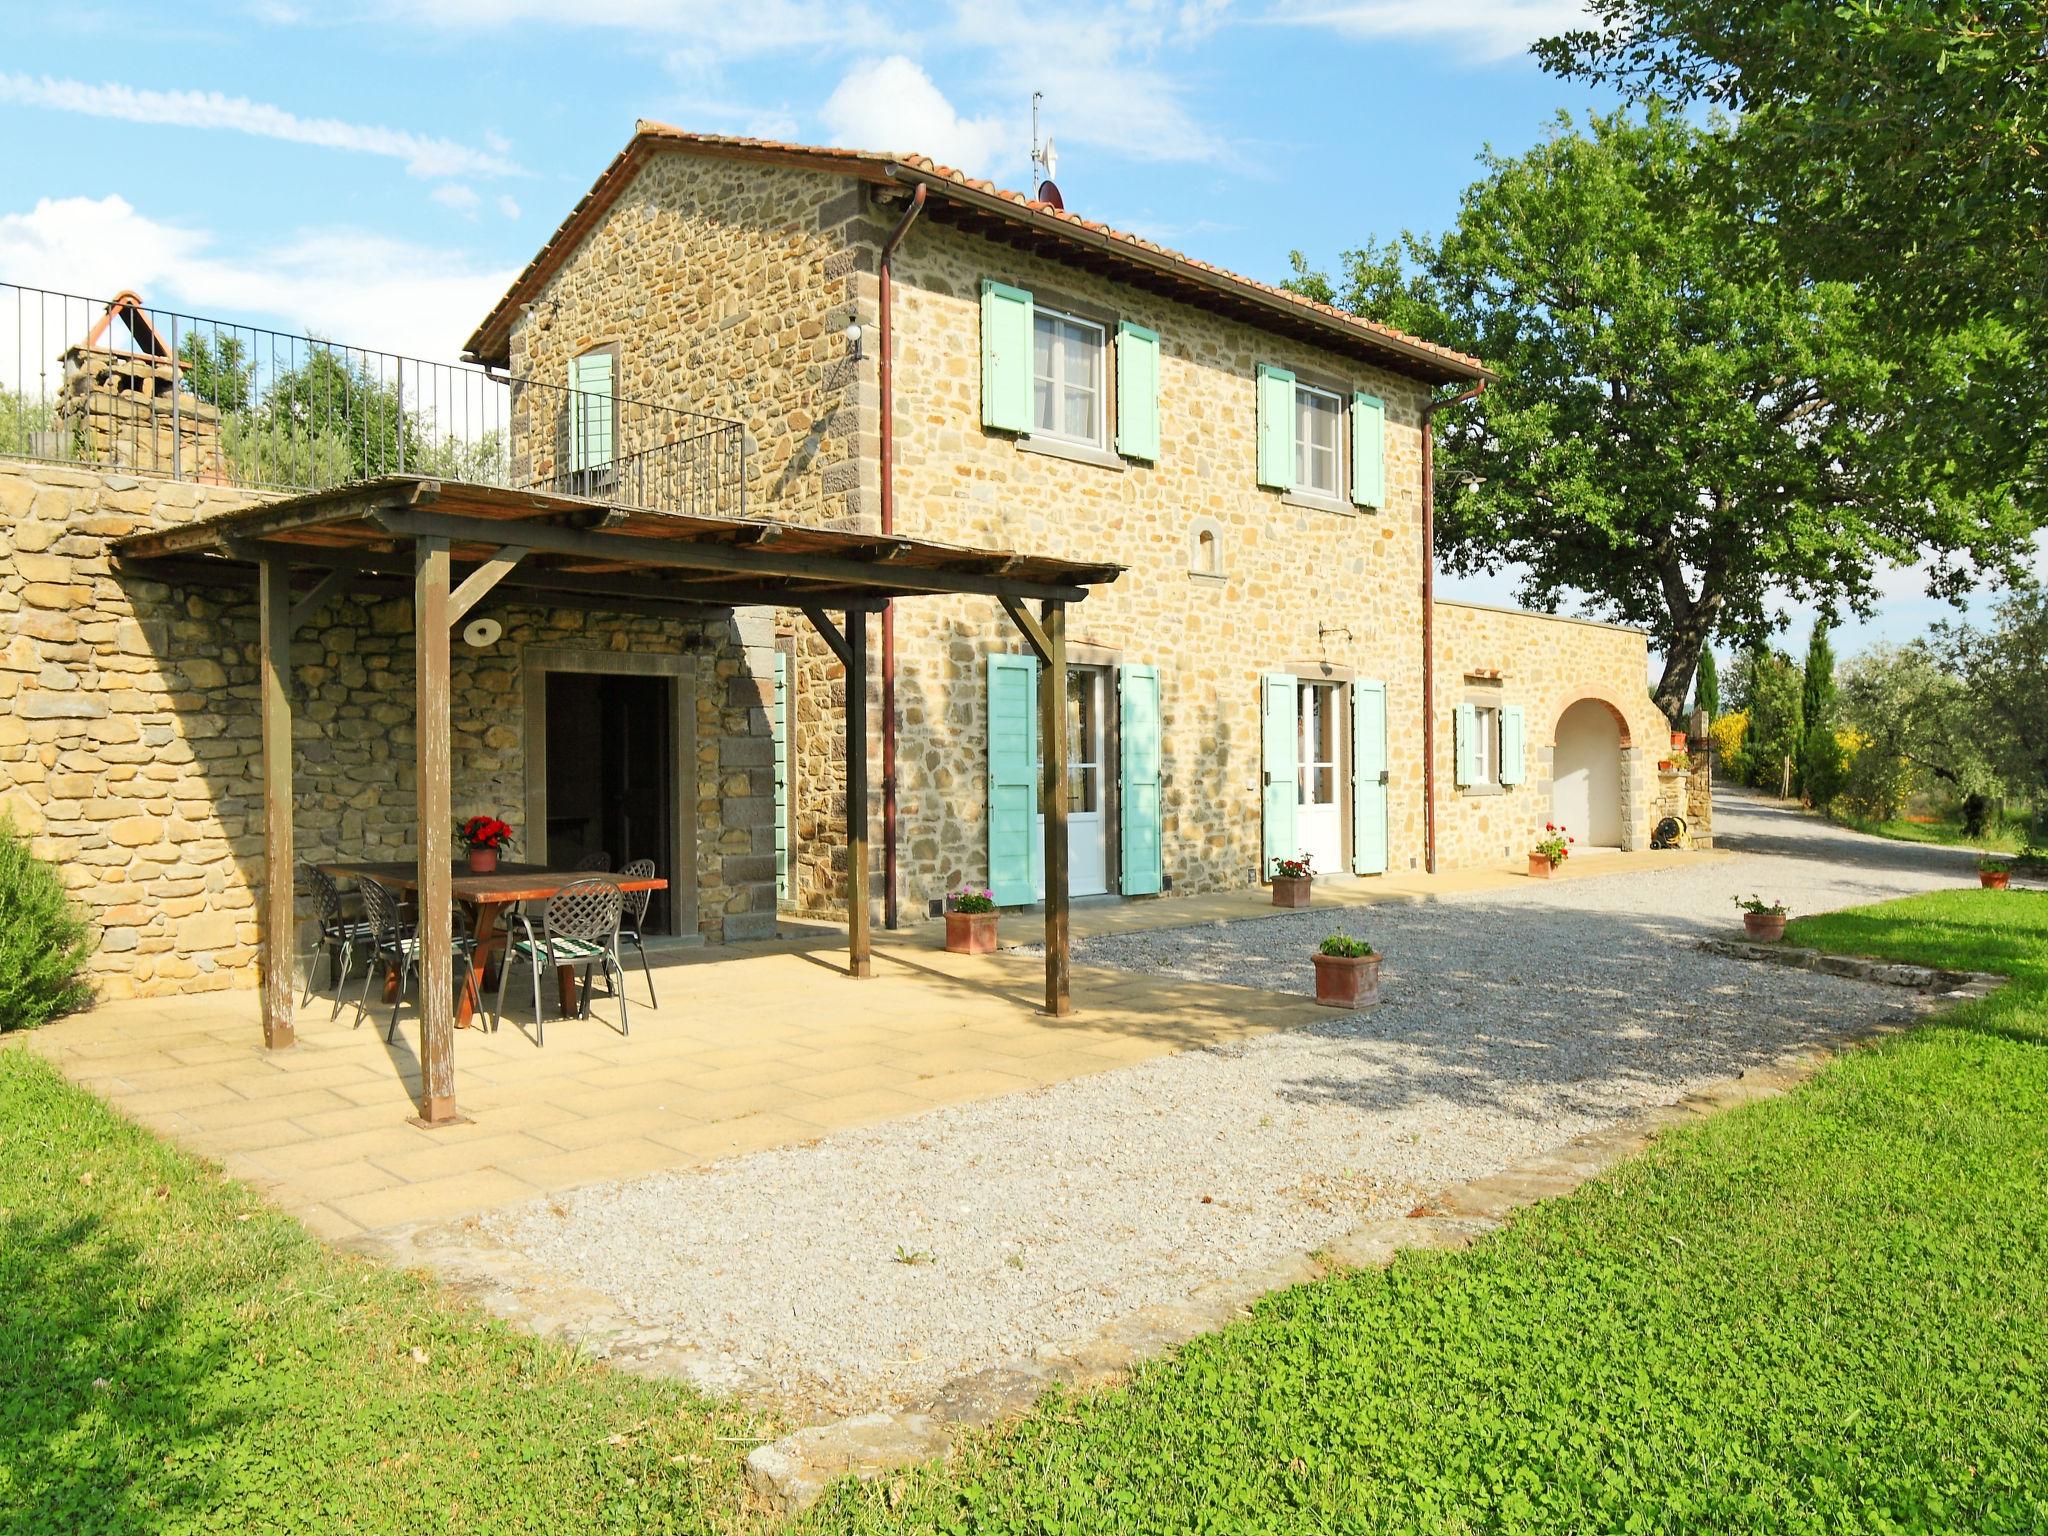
985 655 1164 904
1261 675 1390 878
979 279 1160 461
1453 702 1525 787
1254 363 1385 508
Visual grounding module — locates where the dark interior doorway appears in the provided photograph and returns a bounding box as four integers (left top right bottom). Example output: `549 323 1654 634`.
545 671 674 931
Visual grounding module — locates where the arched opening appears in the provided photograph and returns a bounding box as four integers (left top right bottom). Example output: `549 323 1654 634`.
1552 698 1625 848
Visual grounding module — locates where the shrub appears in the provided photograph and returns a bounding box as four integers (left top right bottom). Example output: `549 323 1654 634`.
1709 710 1748 777
1318 934 1374 958
0 818 95 1029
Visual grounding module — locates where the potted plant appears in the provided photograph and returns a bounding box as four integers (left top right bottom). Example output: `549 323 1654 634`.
457 815 513 874
1271 853 1313 908
1978 855 2013 890
945 887 999 953
1312 933 1381 1008
1529 824 1572 879
1734 894 1789 942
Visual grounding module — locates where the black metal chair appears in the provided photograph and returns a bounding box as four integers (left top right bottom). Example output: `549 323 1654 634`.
493 877 627 1046
357 877 477 1044
617 857 658 1007
302 866 373 1019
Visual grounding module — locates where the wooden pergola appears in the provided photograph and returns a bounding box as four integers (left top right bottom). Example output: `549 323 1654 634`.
118 475 1121 1126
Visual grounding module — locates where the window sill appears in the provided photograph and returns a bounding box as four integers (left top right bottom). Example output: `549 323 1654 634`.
1459 782 1505 798
1282 491 1354 517
1018 435 1125 472
1188 569 1228 587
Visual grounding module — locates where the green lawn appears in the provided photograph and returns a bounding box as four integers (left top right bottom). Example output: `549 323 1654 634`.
0 1047 773 1535
804 890 2048 1534
7 892 2047 1535
1835 811 2032 853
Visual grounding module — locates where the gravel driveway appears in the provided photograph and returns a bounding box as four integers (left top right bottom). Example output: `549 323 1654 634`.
482 791 1963 1411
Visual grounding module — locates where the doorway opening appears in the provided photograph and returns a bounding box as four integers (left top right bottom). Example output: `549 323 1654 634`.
1552 697 1625 849
1038 663 1111 898
545 671 675 930
1297 679 1344 875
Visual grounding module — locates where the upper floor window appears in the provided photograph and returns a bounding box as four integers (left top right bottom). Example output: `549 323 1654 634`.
1294 382 1342 500
1032 308 1106 448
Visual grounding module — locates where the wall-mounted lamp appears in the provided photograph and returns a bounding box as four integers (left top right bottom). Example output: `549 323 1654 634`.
843 320 864 362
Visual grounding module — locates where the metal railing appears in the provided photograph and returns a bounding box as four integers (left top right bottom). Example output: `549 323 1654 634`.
0 281 745 517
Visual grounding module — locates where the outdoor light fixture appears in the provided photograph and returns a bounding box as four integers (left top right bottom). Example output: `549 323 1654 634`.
843 320 864 361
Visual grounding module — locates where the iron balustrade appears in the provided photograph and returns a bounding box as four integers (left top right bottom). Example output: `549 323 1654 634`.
0 281 745 517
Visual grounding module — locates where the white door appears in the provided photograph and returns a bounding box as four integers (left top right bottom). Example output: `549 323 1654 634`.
1297 682 1343 876
1036 666 1110 898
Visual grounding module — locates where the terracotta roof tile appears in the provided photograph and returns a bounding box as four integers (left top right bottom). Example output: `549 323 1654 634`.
465 123 1489 382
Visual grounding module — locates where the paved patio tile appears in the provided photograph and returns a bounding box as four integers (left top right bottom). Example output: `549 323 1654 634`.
649 1111 827 1162
499 1139 680 1193
369 1131 564 1185
329 1168 540 1230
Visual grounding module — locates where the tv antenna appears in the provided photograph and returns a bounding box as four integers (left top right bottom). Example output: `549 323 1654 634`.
1029 92 1062 207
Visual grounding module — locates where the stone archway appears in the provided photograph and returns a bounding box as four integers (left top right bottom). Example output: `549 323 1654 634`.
1551 697 1627 848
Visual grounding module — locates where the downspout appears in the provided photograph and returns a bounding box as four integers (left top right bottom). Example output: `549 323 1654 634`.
1421 380 1485 875
878 183 927 930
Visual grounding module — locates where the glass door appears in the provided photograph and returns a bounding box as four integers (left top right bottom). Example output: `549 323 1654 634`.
1296 681 1343 877
1037 666 1110 898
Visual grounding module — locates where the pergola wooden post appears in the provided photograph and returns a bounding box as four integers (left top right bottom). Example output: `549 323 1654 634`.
257 554 296 1050
1000 595 1072 1017
412 536 461 1126
844 607 871 979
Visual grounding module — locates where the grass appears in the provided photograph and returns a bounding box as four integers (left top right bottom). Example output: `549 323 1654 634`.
7 891 2047 1534
0 1048 774 1535
1834 811 2033 853
802 889 2048 1534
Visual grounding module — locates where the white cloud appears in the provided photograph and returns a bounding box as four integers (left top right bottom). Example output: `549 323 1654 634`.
392 0 874 54
1269 0 1593 62
496 194 523 220
0 194 516 367
431 183 482 215
820 56 1013 176
0 74 523 179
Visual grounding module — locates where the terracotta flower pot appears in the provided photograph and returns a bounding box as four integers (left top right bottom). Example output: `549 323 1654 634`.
1527 853 1557 879
466 847 499 875
1742 911 1786 942
946 910 999 954
1272 875 1312 908
1313 952 1382 1009
1980 869 2011 890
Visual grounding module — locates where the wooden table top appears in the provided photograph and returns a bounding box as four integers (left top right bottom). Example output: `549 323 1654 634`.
316 860 668 906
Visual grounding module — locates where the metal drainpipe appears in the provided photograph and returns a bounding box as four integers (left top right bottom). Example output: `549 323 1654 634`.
1421 380 1486 876
878 184 927 930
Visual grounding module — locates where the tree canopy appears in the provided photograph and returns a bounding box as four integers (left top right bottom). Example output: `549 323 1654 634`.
1287 106 2031 726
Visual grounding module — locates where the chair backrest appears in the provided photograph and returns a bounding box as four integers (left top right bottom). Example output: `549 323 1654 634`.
619 857 657 925
307 866 345 924
543 877 624 945
574 850 614 872
358 877 406 941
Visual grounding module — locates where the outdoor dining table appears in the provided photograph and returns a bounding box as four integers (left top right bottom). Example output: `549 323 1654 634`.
316 861 668 1028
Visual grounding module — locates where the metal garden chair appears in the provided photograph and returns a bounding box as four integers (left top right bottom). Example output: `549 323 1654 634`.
573 850 614 872
617 857 658 1007
302 866 374 1019
492 877 628 1046
356 877 478 1044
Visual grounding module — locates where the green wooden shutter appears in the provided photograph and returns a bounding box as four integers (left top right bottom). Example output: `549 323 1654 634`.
980 280 1034 433
987 652 1039 906
1115 322 1161 461
773 650 790 901
1255 365 1296 490
1350 391 1385 508
1499 705 1526 787
568 351 614 472
1118 663 1163 895
1454 701 1479 787
1352 679 1389 875
1261 673 1299 876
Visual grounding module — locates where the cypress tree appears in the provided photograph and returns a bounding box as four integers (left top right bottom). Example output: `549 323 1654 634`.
1802 623 1836 728
1695 643 1720 717
1797 624 1843 804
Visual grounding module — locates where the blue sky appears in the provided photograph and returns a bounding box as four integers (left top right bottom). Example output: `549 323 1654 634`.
0 0 2030 660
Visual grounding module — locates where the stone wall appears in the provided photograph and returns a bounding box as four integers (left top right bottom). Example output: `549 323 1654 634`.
1429 601 1667 867
882 216 1433 909
0 459 766 1001
507 151 882 916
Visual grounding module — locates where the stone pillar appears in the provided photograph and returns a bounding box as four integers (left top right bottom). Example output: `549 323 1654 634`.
1686 707 1714 847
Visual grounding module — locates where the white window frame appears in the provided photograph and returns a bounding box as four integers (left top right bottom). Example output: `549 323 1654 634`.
1293 381 1344 501
1032 307 1108 450
1471 703 1501 788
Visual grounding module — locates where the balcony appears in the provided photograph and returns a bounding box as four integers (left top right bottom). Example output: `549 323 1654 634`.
0 282 745 518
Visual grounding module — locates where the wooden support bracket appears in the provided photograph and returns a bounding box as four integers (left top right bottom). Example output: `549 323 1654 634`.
289 568 356 633
447 544 529 627
1001 595 1054 666
802 605 854 669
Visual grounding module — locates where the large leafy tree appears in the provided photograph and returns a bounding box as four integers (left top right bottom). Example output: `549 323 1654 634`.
1288 107 2031 725
1937 590 2048 834
1538 2 2048 498
1837 644 2005 829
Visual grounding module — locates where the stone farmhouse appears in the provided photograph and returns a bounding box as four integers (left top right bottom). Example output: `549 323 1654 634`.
0 125 1704 1018
460 126 1684 920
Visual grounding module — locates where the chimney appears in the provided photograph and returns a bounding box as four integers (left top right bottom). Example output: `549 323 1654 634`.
56 291 225 482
